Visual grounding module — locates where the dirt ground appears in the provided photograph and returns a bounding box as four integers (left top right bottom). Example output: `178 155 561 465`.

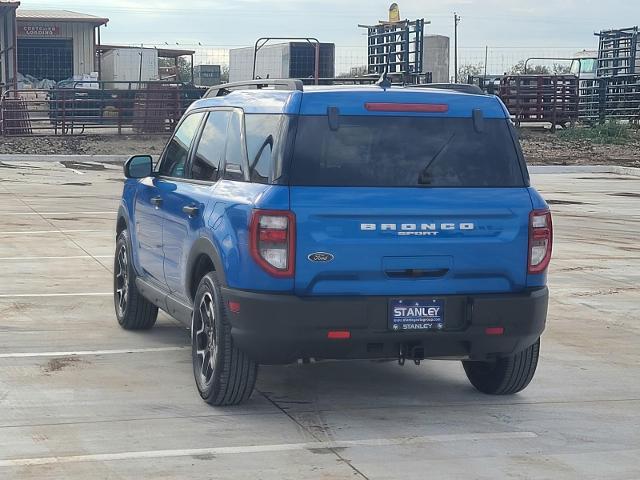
0 128 638 167
519 129 640 167
0 135 169 156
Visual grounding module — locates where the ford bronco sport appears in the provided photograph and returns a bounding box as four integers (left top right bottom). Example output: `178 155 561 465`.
114 80 551 406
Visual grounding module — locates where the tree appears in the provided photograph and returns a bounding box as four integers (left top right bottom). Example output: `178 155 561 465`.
457 63 484 83
508 60 549 75
158 57 192 83
220 65 229 83
551 63 572 75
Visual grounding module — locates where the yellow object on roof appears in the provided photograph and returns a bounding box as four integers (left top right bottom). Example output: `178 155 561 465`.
389 3 400 23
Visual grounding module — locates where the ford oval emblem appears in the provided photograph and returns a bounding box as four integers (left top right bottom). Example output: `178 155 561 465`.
308 252 334 263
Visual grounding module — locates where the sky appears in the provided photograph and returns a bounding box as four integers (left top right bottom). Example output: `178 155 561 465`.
16 0 640 73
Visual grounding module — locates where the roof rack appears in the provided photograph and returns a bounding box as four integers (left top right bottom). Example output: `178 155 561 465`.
204 79 304 98
412 83 485 95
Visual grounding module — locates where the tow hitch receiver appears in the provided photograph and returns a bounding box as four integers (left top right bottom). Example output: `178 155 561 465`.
398 344 425 366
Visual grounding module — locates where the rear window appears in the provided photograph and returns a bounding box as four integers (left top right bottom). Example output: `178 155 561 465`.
289 116 525 187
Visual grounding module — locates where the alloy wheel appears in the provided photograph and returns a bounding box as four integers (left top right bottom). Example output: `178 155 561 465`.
194 292 217 386
115 244 129 316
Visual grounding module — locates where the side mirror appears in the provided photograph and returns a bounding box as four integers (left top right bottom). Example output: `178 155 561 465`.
124 155 153 179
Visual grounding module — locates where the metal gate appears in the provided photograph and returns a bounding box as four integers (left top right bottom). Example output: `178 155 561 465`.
0 81 205 136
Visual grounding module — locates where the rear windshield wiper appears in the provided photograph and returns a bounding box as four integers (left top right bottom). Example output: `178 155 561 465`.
417 132 456 185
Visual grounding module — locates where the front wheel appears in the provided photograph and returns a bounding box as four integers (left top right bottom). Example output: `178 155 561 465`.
462 338 540 395
114 230 158 330
191 272 257 406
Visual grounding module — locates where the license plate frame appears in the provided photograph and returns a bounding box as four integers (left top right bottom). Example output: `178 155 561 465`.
388 299 445 332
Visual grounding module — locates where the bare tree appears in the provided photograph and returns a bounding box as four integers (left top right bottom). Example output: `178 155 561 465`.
220 65 229 83
551 63 572 75
457 63 484 83
508 60 550 75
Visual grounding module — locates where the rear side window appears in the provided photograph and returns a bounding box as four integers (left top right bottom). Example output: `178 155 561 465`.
245 114 289 184
159 112 205 178
290 116 525 187
191 111 230 182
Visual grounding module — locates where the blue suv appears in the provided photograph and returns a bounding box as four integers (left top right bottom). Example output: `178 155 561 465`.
115 80 552 406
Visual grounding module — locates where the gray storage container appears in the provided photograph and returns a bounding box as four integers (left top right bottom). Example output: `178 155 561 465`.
194 65 221 86
229 42 335 82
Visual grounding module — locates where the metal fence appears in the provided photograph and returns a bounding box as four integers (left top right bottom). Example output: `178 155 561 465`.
579 75 640 123
469 73 640 125
498 75 579 129
596 27 638 77
3 42 638 136
0 81 205 136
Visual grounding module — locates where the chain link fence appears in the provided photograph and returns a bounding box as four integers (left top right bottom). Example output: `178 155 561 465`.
143 44 590 82
457 47 588 76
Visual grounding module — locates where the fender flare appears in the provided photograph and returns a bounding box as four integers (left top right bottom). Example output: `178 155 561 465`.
116 204 130 236
185 236 227 298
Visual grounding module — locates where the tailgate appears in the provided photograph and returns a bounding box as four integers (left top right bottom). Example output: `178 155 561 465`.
291 187 532 296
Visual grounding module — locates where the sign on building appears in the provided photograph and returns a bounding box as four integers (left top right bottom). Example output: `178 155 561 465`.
20 25 60 37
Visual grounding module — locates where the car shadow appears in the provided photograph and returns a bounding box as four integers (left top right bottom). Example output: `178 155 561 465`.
256 359 490 412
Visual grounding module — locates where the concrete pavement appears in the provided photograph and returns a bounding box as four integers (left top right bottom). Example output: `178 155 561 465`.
0 159 638 479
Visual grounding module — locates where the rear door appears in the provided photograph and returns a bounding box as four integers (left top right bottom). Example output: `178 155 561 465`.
289 114 532 296
162 110 230 295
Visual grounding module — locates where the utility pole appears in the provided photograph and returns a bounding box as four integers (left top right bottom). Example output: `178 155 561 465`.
454 12 461 83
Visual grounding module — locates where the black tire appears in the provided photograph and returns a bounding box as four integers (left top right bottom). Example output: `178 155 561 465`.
462 338 540 395
114 230 158 330
191 272 257 406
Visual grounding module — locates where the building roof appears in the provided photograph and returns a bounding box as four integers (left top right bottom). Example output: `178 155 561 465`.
17 9 109 25
97 44 196 58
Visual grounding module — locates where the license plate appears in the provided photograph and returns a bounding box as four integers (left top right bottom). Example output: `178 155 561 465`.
389 299 444 332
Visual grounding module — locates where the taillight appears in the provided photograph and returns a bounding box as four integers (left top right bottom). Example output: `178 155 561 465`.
528 209 553 274
250 210 295 278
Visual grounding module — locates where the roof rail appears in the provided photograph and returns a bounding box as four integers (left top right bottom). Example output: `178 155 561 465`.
204 79 304 98
412 83 485 95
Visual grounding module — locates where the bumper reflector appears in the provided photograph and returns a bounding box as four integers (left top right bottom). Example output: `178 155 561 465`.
327 330 351 340
485 327 505 336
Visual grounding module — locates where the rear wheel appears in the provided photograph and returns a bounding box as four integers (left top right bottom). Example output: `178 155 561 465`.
114 230 158 330
192 272 257 406
462 338 540 395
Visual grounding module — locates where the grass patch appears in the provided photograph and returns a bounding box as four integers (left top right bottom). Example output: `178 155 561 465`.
558 123 636 145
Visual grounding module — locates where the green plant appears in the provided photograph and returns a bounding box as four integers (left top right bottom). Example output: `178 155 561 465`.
557 123 634 145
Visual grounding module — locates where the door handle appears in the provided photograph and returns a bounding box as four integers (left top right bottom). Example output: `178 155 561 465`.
150 196 162 207
182 204 200 217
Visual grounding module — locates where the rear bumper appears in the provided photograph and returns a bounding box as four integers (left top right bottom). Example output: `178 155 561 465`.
221 286 548 365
